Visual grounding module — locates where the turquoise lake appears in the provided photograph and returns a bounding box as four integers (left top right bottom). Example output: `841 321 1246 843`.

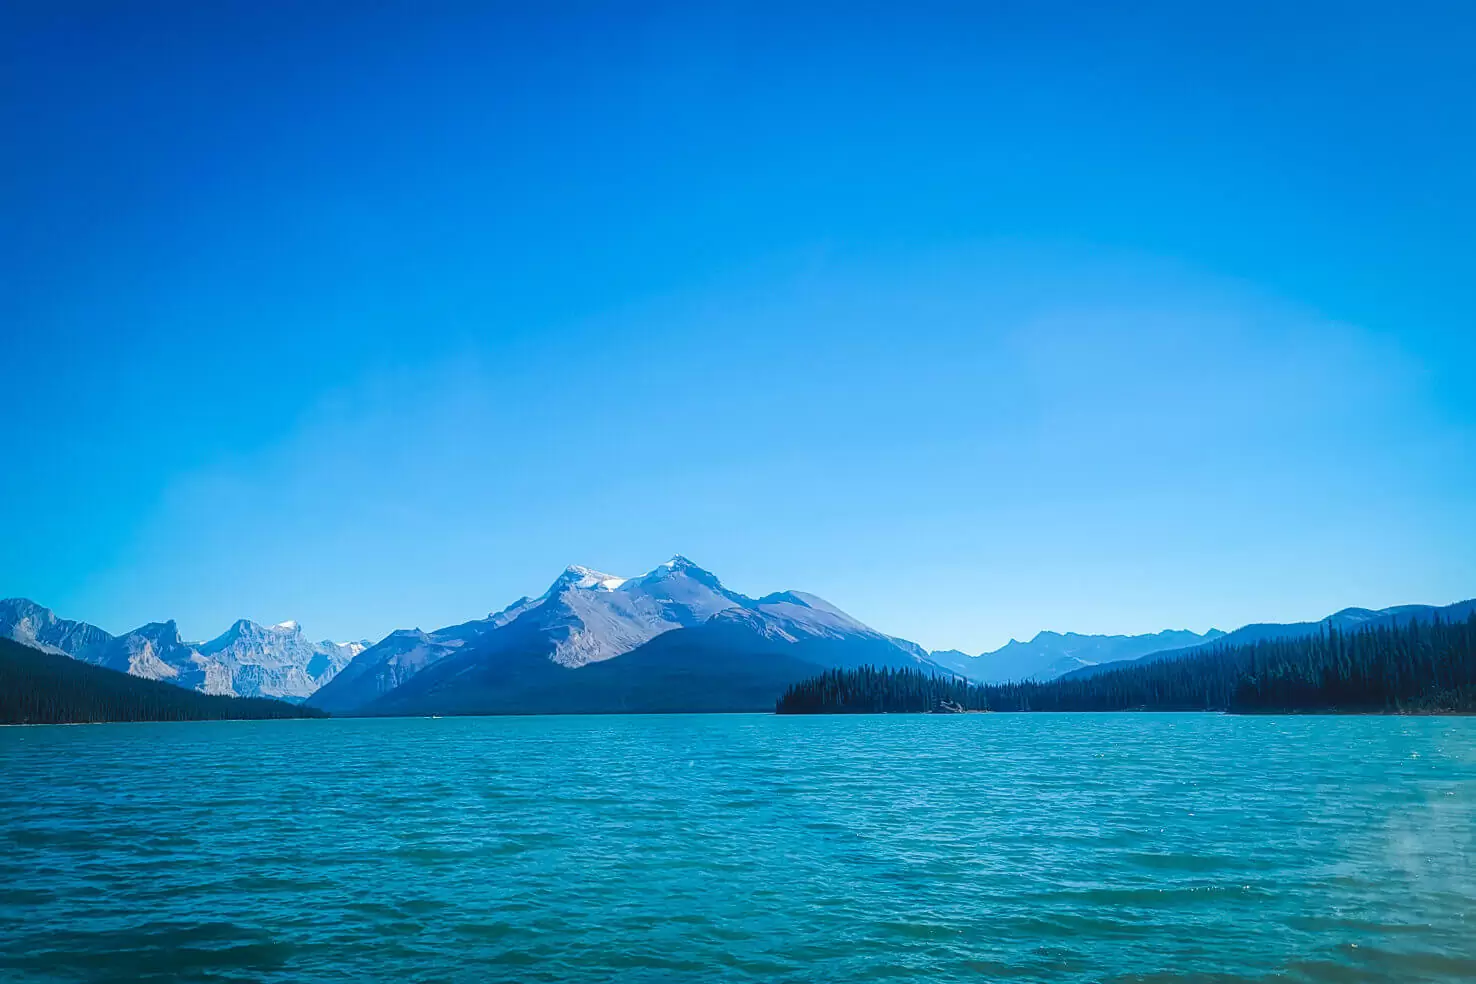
1 714 1472 983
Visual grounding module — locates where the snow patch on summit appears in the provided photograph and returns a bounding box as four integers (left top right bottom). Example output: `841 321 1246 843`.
559 565 626 591
480 556 747 668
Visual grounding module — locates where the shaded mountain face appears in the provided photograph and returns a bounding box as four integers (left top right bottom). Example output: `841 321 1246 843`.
310 555 747 712
0 636 326 725
0 598 114 665
312 555 757 711
100 620 215 689
521 557 748 668
1061 598 1476 680
315 557 935 715
304 620 493 714
930 628 1226 684
0 599 361 701
100 619 364 700
193 620 365 699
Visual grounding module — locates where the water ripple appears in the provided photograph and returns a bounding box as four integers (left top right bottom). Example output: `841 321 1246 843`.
0 714 1472 982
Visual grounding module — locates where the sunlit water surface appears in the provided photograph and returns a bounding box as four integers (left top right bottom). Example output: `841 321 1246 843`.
1 714 1472 983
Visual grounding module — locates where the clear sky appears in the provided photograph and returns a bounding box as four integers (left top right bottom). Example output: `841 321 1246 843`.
3 1 1473 652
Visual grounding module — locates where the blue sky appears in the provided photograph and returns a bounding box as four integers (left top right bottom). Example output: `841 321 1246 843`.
3 1 1473 652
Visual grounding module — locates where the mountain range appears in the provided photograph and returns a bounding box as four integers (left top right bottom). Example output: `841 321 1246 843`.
927 627 1226 684
308 556 935 715
0 636 325 725
6 562 1471 716
0 598 365 701
1060 599 1476 680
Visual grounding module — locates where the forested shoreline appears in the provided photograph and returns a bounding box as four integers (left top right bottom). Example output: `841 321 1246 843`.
776 615 1476 714
0 638 327 725
11 611 1476 722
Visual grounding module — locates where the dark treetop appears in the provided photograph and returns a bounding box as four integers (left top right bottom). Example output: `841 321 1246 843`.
777 614 1476 714
0 637 327 725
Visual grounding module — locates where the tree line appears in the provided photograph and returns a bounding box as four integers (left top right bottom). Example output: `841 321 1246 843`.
776 614 1476 714
0 637 326 724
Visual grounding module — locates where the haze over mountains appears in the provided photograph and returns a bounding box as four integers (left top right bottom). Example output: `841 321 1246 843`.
5 559 1471 716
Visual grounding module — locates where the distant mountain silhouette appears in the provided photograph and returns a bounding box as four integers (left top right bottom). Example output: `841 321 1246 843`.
1061 599 1476 680
778 612 1476 715
929 628 1225 683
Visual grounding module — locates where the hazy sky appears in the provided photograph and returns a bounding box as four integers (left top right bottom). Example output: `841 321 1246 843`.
3 2 1473 652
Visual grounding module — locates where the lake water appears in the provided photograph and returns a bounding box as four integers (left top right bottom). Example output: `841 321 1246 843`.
1 714 1472 983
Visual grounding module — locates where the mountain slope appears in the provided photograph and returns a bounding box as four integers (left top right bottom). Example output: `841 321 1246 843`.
97 618 363 699
305 619 494 714
310 556 748 712
194 620 364 699
362 601 937 716
99 620 216 688
1 599 362 700
319 557 936 715
508 557 748 667
1062 599 1476 680
362 617 821 715
930 628 1225 684
0 598 115 664
0 636 326 724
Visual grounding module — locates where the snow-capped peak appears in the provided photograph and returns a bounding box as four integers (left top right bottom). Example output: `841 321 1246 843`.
543 557 720 596
633 554 724 590
273 620 299 631
555 565 627 591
